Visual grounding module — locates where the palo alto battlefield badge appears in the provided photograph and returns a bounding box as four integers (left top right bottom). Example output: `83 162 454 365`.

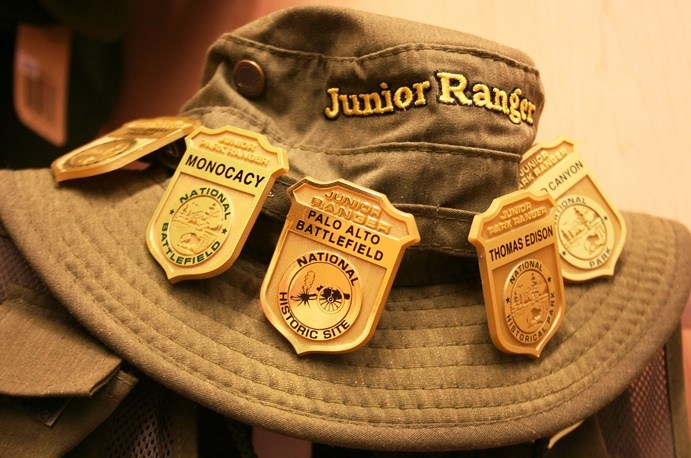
261 178 420 355
519 137 626 281
51 116 201 181
469 190 566 357
147 125 289 282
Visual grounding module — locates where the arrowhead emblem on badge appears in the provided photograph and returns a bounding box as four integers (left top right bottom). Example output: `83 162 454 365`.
147 125 289 282
519 137 626 281
469 190 566 357
261 178 420 355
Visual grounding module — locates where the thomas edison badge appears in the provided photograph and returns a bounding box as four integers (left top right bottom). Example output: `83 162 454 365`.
469 190 566 357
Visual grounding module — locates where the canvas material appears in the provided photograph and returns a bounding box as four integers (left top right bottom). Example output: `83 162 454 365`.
0 234 688 457
181 5 544 262
0 265 138 457
0 6 689 452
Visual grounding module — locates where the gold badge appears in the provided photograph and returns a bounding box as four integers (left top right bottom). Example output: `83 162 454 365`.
261 178 420 355
468 190 566 357
147 125 288 282
51 116 201 182
519 137 626 281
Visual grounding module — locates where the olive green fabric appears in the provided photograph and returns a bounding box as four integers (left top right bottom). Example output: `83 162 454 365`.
186 7 544 259
0 370 137 457
0 284 122 397
0 6 689 453
0 285 137 457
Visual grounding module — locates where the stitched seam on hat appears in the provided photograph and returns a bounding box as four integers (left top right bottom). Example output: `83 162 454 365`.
188 113 499 257
183 106 522 162
8 175 582 383
530 216 677 409
56 218 503 387
413 244 475 256
17 171 660 416
9 174 682 428
63 236 528 386
221 35 541 76
372 222 669 413
287 144 520 161
32 204 676 422
173 225 641 388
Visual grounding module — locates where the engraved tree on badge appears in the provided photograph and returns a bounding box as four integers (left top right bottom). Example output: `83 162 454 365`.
560 205 606 258
171 197 223 255
511 272 549 333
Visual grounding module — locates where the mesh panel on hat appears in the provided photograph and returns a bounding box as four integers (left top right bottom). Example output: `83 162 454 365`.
598 346 675 457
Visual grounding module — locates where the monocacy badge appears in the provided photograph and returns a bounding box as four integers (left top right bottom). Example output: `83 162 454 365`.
519 137 626 281
469 190 566 357
51 116 200 181
147 125 288 282
261 178 420 355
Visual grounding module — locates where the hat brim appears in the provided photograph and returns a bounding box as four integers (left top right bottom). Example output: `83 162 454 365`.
1 168 689 451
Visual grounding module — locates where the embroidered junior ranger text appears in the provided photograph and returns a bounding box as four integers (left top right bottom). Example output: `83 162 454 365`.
436 72 536 125
324 81 431 119
323 71 537 126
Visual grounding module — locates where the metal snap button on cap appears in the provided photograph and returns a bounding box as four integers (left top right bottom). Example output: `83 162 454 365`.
232 60 265 98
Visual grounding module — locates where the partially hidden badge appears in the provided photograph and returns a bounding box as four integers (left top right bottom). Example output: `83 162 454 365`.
51 116 200 182
147 125 288 282
469 190 566 357
260 178 420 355
519 137 626 281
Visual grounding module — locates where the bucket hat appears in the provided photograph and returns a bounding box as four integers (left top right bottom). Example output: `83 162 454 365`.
1 6 689 452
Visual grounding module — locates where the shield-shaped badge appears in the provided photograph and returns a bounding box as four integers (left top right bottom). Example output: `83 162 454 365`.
261 178 420 355
519 137 626 281
51 116 200 182
147 125 289 282
468 190 566 357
